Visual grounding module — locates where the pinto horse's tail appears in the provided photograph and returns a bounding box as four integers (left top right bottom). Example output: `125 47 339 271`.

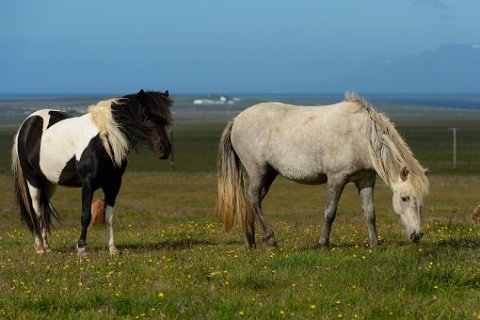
12 134 58 237
216 119 255 232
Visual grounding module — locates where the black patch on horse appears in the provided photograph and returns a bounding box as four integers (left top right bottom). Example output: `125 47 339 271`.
17 115 48 188
58 156 82 187
47 110 71 129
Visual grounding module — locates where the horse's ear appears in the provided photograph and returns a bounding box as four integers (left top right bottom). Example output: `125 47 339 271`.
400 167 409 181
163 90 169 97
138 89 146 102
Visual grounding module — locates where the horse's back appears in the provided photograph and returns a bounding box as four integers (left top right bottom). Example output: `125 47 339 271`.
20 109 72 140
231 101 372 183
235 101 359 128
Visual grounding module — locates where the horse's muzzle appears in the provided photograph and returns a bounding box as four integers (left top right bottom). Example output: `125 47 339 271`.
409 231 424 243
158 144 171 160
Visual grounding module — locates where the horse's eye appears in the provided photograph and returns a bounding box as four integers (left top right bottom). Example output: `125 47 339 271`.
401 196 410 202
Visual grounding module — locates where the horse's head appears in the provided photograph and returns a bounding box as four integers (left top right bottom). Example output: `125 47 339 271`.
391 167 424 243
143 118 172 159
136 89 173 159
115 89 173 159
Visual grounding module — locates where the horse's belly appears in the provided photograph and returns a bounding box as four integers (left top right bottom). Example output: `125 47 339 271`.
272 159 327 185
270 151 361 185
287 172 328 185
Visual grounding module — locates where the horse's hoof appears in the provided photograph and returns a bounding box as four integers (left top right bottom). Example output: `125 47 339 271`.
266 244 278 252
317 242 330 250
263 233 278 249
77 247 87 257
109 246 119 256
245 243 257 250
265 239 278 250
34 242 45 254
369 241 379 248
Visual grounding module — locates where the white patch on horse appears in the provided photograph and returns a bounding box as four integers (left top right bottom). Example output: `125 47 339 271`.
105 205 118 255
39 113 99 183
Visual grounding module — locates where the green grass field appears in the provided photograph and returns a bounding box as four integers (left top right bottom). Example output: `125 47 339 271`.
1 104 480 319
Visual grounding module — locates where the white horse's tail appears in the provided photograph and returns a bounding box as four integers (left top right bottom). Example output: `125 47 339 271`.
216 120 255 232
12 134 59 236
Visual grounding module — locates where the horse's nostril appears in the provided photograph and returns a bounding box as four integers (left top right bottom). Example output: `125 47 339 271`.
410 231 423 243
157 144 170 160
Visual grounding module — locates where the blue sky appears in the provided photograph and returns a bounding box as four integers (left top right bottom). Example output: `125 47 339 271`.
0 0 478 94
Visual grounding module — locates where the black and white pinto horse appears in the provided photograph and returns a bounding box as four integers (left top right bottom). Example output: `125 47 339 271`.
12 90 172 256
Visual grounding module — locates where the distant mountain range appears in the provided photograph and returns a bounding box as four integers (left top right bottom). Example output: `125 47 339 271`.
319 44 480 93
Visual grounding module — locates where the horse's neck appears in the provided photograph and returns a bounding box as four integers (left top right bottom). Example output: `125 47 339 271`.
88 109 130 167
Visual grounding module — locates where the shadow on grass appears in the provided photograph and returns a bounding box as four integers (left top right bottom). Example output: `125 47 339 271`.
48 237 248 255
117 238 215 251
47 239 217 255
294 239 390 251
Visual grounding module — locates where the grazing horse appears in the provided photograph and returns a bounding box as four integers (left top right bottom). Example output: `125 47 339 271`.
12 90 172 255
217 93 429 249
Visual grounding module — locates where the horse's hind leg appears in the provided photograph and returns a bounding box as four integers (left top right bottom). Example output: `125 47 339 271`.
42 183 57 252
102 177 122 255
318 176 347 248
355 176 379 248
248 167 278 249
27 183 50 253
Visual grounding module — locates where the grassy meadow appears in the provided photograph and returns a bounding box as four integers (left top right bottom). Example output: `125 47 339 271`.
1 100 480 319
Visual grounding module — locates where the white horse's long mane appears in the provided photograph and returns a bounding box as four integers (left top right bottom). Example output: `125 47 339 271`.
88 99 129 167
345 92 429 202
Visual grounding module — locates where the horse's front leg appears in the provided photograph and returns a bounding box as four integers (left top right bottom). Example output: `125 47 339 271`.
77 182 94 256
103 177 122 256
318 177 347 248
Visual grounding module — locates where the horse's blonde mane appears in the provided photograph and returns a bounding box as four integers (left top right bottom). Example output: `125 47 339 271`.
88 99 129 167
345 92 429 202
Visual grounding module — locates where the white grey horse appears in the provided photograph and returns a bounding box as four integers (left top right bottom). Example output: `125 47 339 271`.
216 93 429 249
